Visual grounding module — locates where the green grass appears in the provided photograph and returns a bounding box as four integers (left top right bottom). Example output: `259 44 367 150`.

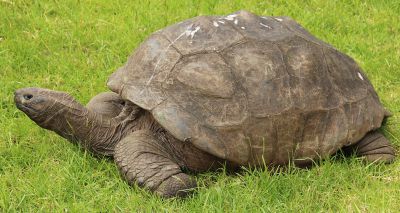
1 0 400 212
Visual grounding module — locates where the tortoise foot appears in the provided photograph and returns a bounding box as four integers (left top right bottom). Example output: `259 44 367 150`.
155 173 197 198
347 131 396 164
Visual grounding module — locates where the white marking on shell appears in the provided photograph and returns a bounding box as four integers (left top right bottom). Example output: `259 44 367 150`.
357 72 364 80
185 26 201 39
261 16 268 20
274 18 283 22
166 78 174 85
184 23 194 36
218 20 225 24
260 23 272 29
241 26 246 30
224 14 237 21
234 19 238 25
144 24 194 87
213 21 219 27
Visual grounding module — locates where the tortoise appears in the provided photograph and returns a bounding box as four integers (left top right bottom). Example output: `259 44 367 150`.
14 10 395 198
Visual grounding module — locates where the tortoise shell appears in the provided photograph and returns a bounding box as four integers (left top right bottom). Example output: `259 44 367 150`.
107 10 388 166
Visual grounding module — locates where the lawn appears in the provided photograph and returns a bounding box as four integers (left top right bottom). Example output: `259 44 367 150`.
1 0 400 212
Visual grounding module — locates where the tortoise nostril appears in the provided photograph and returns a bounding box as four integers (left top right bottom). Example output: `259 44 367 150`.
23 94 33 100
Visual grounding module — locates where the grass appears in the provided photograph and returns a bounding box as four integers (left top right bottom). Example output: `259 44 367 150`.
1 0 399 212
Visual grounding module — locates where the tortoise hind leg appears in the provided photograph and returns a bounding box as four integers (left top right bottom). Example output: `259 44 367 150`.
345 131 396 164
114 130 197 198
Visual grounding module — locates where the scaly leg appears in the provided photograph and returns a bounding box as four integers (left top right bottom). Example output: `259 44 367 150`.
345 131 396 164
86 92 125 119
114 130 197 198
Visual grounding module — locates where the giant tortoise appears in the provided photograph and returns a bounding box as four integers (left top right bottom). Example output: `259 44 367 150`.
14 10 395 198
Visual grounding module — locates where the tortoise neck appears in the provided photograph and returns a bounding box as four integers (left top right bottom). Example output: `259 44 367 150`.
47 102 99 146
48 98 160 156
44 98 126 156
65 102 154 156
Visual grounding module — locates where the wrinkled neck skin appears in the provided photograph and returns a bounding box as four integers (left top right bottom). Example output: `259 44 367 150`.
41 99 148 157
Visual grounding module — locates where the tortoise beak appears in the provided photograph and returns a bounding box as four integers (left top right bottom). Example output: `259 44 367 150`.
14 88 38 113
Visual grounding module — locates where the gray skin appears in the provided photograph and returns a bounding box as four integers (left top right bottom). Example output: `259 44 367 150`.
14 10 396 198
14 88 231 197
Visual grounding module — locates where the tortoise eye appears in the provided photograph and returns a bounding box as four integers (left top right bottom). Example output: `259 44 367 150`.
23 94 33 100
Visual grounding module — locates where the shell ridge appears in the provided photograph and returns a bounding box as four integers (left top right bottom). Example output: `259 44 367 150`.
159 33 184 55
144 31 186 87
321 47 343 107
274 42 294 108
277 17 333 49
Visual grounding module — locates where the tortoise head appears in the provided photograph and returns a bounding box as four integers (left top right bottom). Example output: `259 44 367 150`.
14 87 83 130
14 87 142 156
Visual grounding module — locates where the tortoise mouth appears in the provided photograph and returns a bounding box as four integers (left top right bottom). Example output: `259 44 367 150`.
14 90 39 114
16 102 33 111
15 98 38 115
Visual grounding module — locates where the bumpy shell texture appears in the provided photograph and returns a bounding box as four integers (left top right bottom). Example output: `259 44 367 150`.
107 10 388 166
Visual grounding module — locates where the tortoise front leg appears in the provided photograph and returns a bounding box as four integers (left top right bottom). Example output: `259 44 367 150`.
86 92 125 119
114 130 197 198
